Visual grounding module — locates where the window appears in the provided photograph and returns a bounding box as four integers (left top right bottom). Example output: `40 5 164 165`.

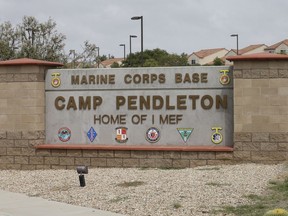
191 60 196 65
280 50 286 54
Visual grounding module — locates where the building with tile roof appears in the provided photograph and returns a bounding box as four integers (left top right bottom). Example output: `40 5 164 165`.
264 39 288 54
188 48 228 65
99 58 124 68
225 44 267 65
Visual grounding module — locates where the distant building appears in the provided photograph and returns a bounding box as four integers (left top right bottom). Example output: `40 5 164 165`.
264 39 288 54
188 48 228 65
225 44 267 65
188 39 288 66
99 58 124 68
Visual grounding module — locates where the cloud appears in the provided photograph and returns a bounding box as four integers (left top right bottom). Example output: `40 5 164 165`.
0 0 288 57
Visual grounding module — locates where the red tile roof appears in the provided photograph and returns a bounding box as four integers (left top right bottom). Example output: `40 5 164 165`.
265 39 288 50
233 44 266 55
226 52 288 61
0 58 63 66
100 58 124 67
192 48 227 58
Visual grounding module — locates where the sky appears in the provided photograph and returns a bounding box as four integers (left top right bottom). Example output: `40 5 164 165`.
0 0 288 58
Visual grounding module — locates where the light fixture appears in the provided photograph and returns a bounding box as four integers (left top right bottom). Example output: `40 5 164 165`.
96 47 100 68
129 35 137 56
119 44 126 59
230 34 239 55
131 16 143 66
76 165 88 187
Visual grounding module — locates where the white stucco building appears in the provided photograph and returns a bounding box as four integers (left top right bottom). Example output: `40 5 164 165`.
225 44 268 65
265 39 288 54
188 48 228 66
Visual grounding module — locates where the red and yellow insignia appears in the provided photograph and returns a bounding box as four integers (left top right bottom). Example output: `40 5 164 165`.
115 127 128 143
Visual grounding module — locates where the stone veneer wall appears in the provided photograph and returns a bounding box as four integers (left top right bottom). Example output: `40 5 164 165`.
0 59 287 170
0 64 46 169
0 63 235 170
233 60 288 163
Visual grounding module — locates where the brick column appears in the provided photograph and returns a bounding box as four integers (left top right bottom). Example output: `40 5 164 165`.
227 53 288 163
0 58 63 169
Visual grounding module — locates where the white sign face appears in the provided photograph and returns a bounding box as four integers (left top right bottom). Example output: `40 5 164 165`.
45 66 233 147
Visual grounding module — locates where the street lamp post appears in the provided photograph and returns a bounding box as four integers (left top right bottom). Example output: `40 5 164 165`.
96 46 100 68
119 44 126 60
129 35 137 56
230 34 239 55
69 49 76 68
131 16 143 65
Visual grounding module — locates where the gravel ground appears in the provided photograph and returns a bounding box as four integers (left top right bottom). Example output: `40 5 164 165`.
0 163 285 216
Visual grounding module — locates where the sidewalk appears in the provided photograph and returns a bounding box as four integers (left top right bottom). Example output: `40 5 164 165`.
0 190 125 216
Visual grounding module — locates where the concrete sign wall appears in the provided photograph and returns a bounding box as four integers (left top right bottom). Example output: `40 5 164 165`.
45 66 233 147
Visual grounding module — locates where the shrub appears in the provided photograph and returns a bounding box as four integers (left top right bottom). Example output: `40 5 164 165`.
264 208 288 216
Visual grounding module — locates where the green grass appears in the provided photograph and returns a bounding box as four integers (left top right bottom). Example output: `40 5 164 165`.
116 181 145 187
110 196 129 203
214 175 288 216
139 167 185 170
205 182 231 187
218 203 268 216
196 167 221 171
157 167 185 170
269 178 288 197
244 194 263 201
138 167 150 170
173 202 182 209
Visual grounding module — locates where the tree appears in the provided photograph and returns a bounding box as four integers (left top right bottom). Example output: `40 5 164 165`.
0 16 66 62
0 22 19 60
213 57 224 66
100 55 107 62
121 48 189 67
143 59 158 67
67 41 102 68
110 62 120 68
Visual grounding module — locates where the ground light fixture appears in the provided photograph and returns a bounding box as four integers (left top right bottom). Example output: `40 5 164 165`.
76 165 88 187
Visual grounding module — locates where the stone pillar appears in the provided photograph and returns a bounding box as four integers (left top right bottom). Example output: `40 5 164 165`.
227 53 288 163
0 58 62 169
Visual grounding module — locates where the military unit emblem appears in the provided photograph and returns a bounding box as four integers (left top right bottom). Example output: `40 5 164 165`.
56 126 224 144
219 69 230 85
211 127 223 144
115 127 128 143
177 128 193 143
87 127 97 142
58 127 71 142
145 127 160 143
51 72 61 88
